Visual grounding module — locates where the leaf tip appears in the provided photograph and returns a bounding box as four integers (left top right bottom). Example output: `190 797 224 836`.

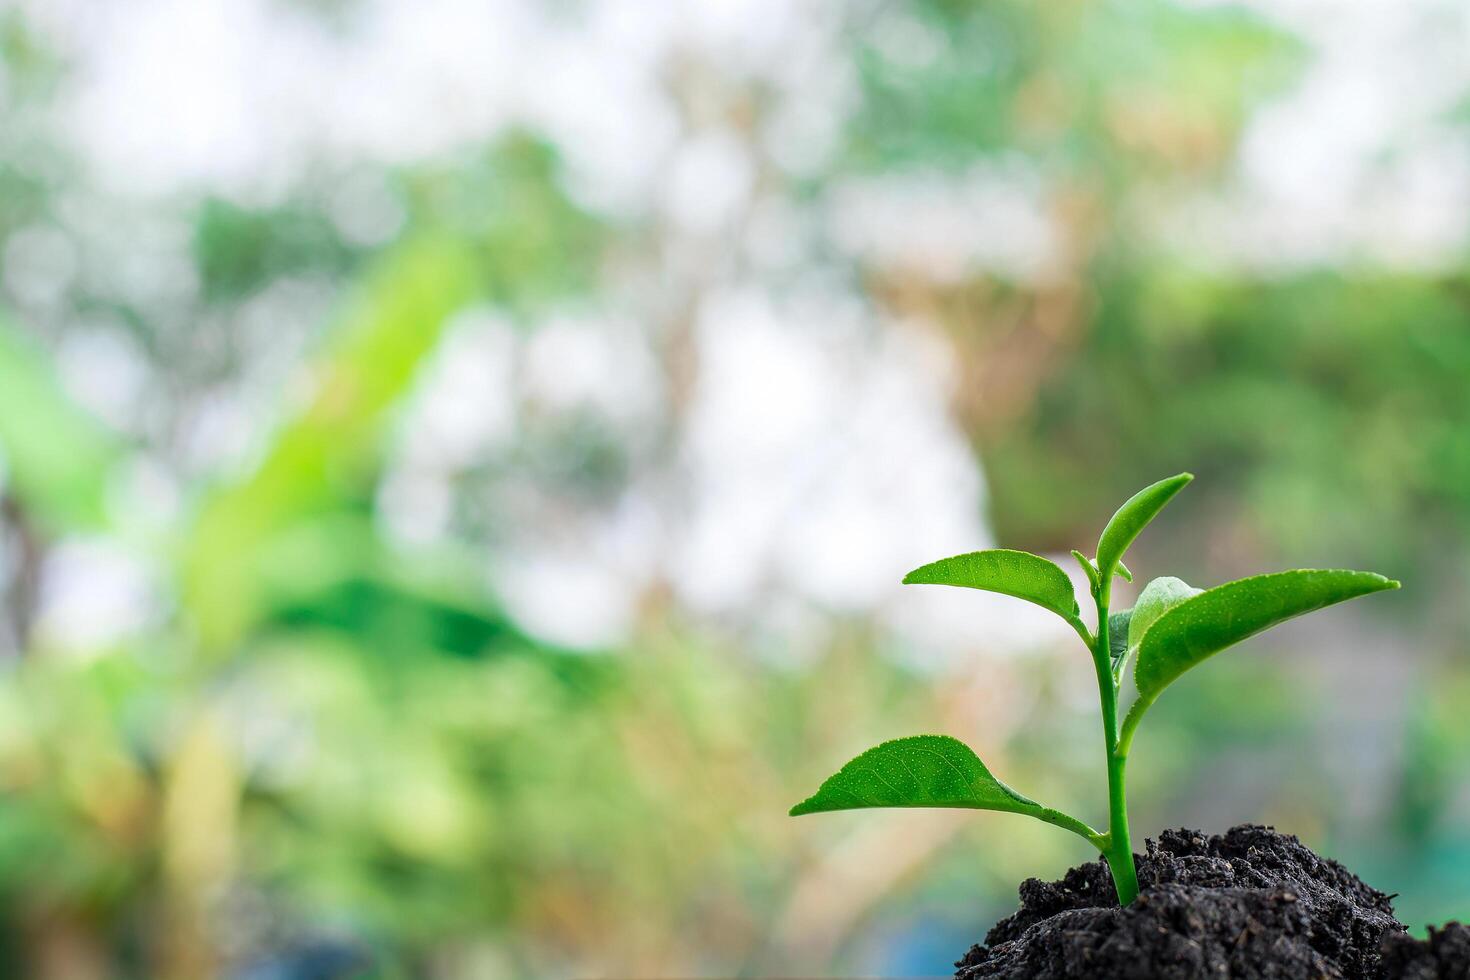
789 788 831 815
900 558 943 585
1161 472 1194 493
1352 570 1399 593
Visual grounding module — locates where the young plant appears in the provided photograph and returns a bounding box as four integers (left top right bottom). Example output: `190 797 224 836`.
789 473 1399 905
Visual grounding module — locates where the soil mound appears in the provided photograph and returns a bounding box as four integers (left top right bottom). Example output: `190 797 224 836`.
956 825 1463 979
1380 923 1470 980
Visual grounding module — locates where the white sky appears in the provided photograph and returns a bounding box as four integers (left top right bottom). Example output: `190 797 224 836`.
6 0 1458 264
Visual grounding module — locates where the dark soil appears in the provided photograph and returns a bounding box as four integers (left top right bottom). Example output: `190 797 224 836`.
1381 924 1470 980
955 825 1469 979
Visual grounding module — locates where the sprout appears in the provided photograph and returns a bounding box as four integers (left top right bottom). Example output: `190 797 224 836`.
789 473 1399 905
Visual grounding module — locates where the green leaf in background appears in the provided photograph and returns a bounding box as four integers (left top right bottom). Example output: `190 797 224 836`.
903 549 1079 623
0 318 118 532
790 735 1040 816
1126 576 1201 656
1134 569 1399 699
1094 473 1193 583
182 236 477 652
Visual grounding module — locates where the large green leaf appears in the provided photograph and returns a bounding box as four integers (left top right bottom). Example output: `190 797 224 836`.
1095 474 1192 582
789 735 1041 816
903 549 1079 622
1134 569 1399 699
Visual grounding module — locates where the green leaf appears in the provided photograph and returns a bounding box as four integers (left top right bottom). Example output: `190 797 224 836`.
789 735 1041 816
1127 577 1202 655
1072 550 1101 595
1115 560 1133 583
1107 609 1132 667
1134 569 1399 699
1095 473 1193 582
905 549 1079 622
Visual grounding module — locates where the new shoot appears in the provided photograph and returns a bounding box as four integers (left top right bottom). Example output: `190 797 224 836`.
788 473 1399 905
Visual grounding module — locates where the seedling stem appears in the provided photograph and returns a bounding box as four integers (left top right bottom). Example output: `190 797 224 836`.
1092 573 1139 904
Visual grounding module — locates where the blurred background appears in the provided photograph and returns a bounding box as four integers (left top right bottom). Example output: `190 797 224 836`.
0 0 1467 976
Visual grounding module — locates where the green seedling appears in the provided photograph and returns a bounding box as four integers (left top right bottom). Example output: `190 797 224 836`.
789 474 1399 905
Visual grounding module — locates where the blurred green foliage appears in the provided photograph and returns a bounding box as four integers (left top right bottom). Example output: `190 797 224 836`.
184 236 479 652
984 269 1470 578
0 323 118 531
848 0 1299 178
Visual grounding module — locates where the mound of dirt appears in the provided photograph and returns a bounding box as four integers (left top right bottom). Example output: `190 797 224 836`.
1380 923 1470 980
956 825 1465 979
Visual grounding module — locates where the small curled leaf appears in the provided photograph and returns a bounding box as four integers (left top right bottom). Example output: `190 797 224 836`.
1107 609 1132 668
1072 550 1101 595
905 549 1080 623
1127 577 1202 655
